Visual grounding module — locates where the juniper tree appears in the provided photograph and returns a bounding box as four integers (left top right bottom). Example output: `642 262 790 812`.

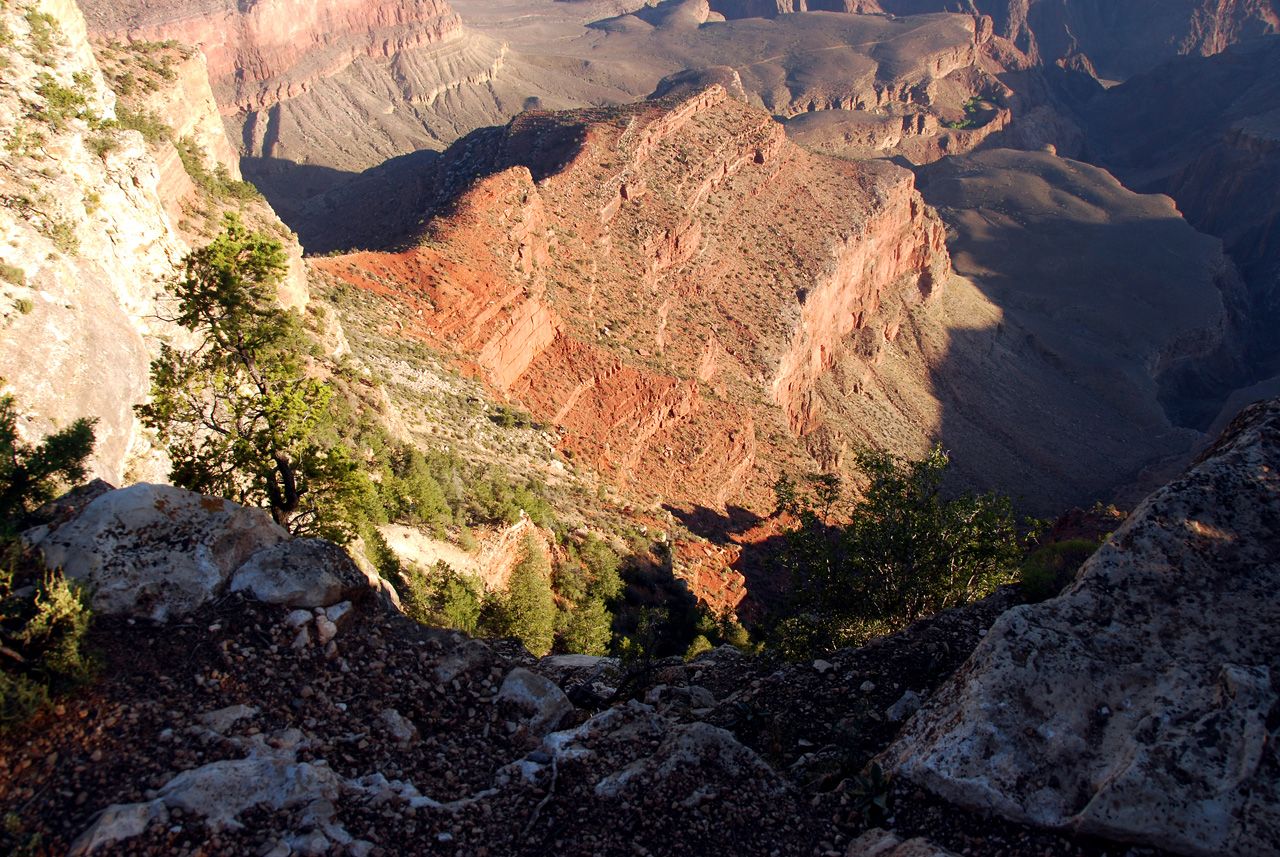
137 215 360 540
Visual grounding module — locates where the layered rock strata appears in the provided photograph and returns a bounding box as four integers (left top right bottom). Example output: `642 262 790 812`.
79 0 465 113
317 87 950 511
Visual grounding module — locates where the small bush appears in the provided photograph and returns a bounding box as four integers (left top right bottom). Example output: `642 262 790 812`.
684 634 713 661
174 137 261 200
1019 539 1100 602
43 217 78 255
86 134 118 159
25 10 59 61
1 397 98 731
13 298 33 315
0 263 25 287
34 73 87 128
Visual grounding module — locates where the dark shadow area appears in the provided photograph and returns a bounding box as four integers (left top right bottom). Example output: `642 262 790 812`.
915 148 1261 436
1080 36 1280 410
239 158 360 229
664 502 764 543
663 502 790 621
249 113 593 255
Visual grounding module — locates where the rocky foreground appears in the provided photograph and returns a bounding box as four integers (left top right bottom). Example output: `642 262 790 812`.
4 400 1280 856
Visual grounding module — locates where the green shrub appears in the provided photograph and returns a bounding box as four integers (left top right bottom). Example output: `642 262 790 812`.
0 263 25 287
0 396 97 732
13 298 33 315
43 217 78 255
174 137 261 201
33 73 87 128
684 634 713 661
86 134 118 159
25 10 59 62
0 393 95 522
770 445 1028 656
563 597 612 655
1019 539 1100 602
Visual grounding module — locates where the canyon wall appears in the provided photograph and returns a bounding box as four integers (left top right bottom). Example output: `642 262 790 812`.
317 88 951 512
709 0 1280 79
79 0 465 113
0 0 186 484
1085 37 1280 428
0 0 313 485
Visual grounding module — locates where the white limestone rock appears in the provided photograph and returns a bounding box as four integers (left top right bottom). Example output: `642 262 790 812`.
496 667 574 737
230 538 369 608
884 399 1280 857
28 483 287 620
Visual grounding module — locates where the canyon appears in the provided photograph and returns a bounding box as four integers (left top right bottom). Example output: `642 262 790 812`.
3 2 1280 856
312 88 1240 517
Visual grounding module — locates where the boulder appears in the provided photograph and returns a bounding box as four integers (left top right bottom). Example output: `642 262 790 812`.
595 721 787 800
883 399 1280 857
496 668 575 737
435 639 495 683
230 538 369 608
27 483 288 620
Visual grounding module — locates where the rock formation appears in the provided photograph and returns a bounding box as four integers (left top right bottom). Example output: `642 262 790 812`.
0 0 313 487
78 0 466 113
0 0 186 485
25 482 384 620
315 87 950 511
311 87 1246 514
1084 37 1280 429
884 398 1280 856
709 0 1280 80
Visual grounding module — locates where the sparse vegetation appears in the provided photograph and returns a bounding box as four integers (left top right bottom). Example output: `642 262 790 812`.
175 137 261 201
769 445 1028 657
32 72 87 129
13 298 33 315
86 134 118 159
0 394 97 732
1019 538 1100 602
24 9 59 63
944 96 990 130
0 264 25 287
42 216 78 255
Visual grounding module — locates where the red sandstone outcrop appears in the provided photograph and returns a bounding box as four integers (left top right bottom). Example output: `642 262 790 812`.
317 88 950 512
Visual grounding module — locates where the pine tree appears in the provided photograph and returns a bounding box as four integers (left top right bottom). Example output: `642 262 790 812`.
497 534 555 656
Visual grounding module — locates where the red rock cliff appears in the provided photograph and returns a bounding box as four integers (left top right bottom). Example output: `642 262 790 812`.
317 88 950 513
80 0 464 112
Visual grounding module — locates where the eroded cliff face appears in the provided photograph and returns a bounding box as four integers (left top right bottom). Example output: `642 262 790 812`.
79 0 464 113
0 0 315 484
0 0 187 484
712 0 1280 79
317 87 950 512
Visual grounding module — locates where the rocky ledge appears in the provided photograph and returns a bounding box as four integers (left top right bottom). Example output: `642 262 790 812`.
885 398 1280 857
6 399 1280 856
